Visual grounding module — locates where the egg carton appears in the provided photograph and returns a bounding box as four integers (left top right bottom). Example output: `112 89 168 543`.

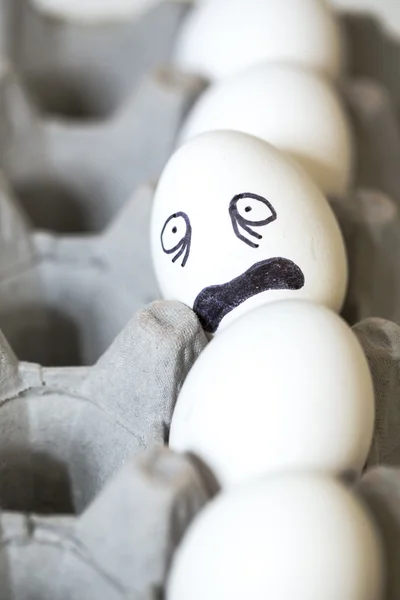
333 45 400 327
358 465 400 600
343 10 400 113
0 305 395 600
0 299 210 599
0 62 203 234
0 444 214 600
1 0 190 122
0 1 399 598
0 180 160 365
0 49 203 235
0 0 204 366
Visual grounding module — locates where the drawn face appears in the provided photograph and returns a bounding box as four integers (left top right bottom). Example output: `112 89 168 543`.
151 131 347 333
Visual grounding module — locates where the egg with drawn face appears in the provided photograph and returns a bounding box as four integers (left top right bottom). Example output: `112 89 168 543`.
151 131 348 334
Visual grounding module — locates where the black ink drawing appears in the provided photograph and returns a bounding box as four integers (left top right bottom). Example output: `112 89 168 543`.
229 193 277 248
161 212 192 267
160 194 304 333
193 258 305 333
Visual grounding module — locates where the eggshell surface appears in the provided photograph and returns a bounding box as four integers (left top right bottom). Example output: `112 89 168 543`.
151 130 348 333
179 64 353 196
169 300 375 486
167 473 383 600
174 0 343 81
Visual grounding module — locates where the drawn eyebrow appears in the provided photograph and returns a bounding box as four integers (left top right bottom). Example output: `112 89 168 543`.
229 193 277 248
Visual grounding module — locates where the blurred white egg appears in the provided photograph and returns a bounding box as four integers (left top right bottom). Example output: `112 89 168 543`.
169 300 375 486
167 473 383 600
174 0 344 81
179 64 353 197
151 130 347 333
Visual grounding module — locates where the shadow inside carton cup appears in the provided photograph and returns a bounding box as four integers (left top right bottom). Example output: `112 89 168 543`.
185 453 221 499
0 395 121 516
25 71 115 121
332 193 400 327
8 0 189 121
0 449 75 515
0 379 78 515
0 306 83 367
342 13 400 114
14 178 92 233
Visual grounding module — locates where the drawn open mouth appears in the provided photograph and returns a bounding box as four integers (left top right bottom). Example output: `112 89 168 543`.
193 257 305 333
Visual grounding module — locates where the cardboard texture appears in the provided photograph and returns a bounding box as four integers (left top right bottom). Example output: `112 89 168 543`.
0 2 400 598
0 445 215 600
0 63 204 233
0 299 209 599
358 467 400 600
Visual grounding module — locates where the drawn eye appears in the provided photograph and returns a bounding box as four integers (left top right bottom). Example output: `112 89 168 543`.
229 193 277 248
161 212 192 267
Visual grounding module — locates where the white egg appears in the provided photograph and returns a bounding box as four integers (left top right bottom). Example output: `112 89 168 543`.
167 473 383 600
151 130 348 333
174 0 344 81
169 300 375 486
179 64 353 197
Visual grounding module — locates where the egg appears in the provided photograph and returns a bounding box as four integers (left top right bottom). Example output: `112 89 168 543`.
151 130 348 333
179 64 353 197
167 473 383 600
169 300 375 487
174 0 344 81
